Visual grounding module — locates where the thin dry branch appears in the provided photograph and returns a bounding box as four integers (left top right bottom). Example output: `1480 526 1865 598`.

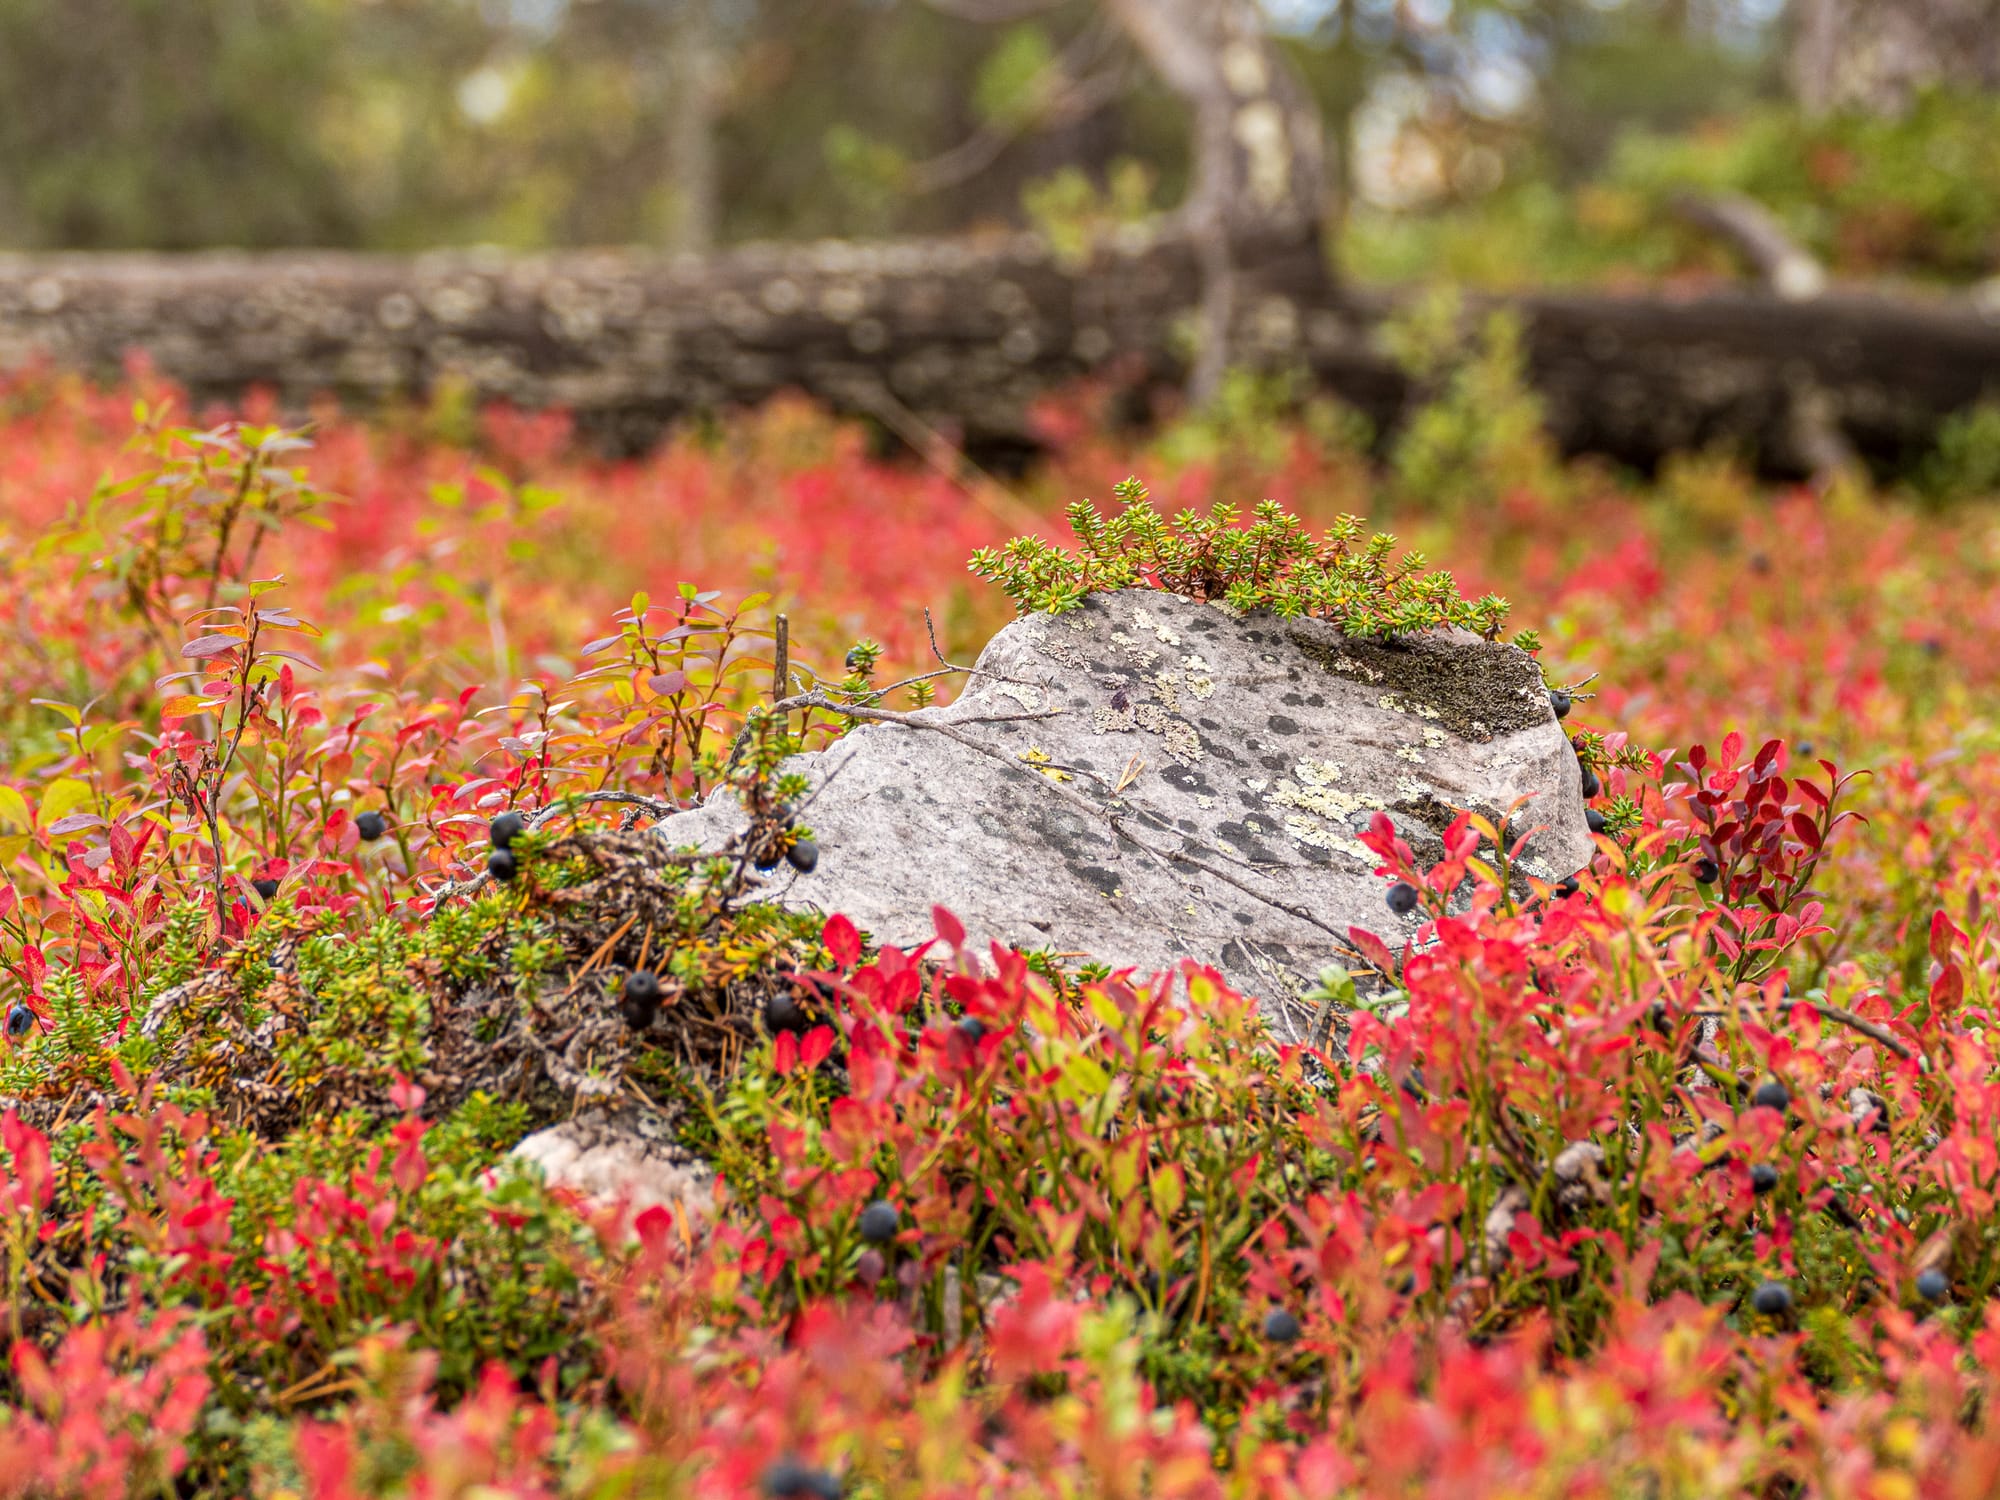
1693 997 1921 1066
1671 192 1827 301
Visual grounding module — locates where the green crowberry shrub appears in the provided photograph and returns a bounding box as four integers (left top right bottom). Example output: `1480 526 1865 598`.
968 477 1519 642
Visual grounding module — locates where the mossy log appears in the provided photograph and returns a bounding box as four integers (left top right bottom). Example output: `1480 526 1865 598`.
1 236 1996 474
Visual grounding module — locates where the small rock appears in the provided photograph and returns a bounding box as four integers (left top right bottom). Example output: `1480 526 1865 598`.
511 1112 715 1236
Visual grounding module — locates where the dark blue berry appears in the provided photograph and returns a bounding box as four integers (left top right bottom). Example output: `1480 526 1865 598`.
1549 689 1572 720
1750 1163 1779 1195
1580 766 1602 799
956 1015 985 1042
489 811 527 848
1263 1308 1302 1344
1586 808 1607 835
1916 1268 1949 1303
1692 857 1719 883
785 837 819 874
251 877 280 901
1752 1080 1790 1114
1385 881 1419 916
858 1200 899 1244
5 1005 34 1039
487 847 517 882
622 970 662 1030
761 1458 841 1500
355 811 386 841
1555 876 1580 899
764 990 808 1034
1751 1281 1792 1316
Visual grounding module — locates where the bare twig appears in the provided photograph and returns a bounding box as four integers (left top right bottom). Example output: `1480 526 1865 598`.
923 0 1065 18
1692 998 1919 1065
423 791 694 908
773 612 790 729
907 24 1131 193
1671 192 1826 301
858 385 1047 535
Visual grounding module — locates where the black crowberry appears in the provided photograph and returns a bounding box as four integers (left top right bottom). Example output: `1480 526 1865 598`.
845 646 866 670
1580 766 1602 800
622 970 662 1030
1586 808 1607 835
487 847 518 882
1263 1308 1303 1344
1916 1268 1950 1303
1750 1163 1779 1195
1549 689 1572 720
761 1458 841 1500
1385 881 1420 916
1555 876 1581 899
1692 857 1719 883
956 1015 985 1042
785 837 819 874
1751 1079 1790 1114
251 877 280 901
858 1200 899 1244
764 990 809 1033
355 811 387 841
489 811 527 849
5 1004 33 1039
1750 1281 1793 1316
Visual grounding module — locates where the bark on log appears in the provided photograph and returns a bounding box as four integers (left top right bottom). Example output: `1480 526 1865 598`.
0 238 1996 476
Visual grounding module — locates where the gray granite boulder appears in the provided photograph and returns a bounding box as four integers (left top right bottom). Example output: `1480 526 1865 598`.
656 588 1591 1038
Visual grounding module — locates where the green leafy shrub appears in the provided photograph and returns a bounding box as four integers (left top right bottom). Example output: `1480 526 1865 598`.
968 476 1516 640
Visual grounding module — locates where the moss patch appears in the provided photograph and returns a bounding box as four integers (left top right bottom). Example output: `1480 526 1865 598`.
1284 622 1547 742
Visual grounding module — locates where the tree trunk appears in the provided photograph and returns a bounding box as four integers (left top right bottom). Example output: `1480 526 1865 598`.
1 240 1992 477
1094 0 1329 401
1789 0 2000 115
663 0 720 254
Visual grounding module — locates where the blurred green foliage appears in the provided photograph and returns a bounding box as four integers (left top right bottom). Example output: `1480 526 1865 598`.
0 0 1992 304
1345 89 2000 289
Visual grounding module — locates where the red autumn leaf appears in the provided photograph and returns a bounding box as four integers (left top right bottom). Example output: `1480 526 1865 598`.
824 913 861 970
932 905 966 950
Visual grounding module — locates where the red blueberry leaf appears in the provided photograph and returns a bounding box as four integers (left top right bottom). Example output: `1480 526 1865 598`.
933 905 966 950
1346 927 1400 978
824 913 861 970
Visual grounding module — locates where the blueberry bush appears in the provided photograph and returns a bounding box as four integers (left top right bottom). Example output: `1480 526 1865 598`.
0 362 1999 1496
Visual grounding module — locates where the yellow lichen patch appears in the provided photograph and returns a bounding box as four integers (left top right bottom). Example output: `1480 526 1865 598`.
1379 692 1442 720
1019 745 1072 782
1280 814 1376 864
1180 653 1216 699
1264 758 1386 864
1131 606 1182 647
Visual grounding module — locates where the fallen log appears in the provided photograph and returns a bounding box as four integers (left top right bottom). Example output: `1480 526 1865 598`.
1 236 1995 475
